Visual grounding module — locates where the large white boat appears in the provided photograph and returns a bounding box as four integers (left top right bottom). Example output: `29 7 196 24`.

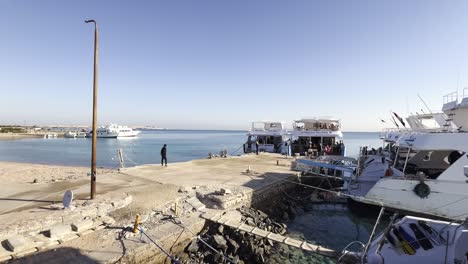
87 124 140 138
116 125 140 137
243 121 290 154
348 111 453 199
353 91 468 221
290 118 345 157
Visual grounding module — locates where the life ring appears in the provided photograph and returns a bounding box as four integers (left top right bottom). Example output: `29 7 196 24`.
413 182 430 198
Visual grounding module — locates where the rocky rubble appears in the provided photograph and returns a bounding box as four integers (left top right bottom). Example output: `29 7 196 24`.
182 183 335 263
184 207 287 264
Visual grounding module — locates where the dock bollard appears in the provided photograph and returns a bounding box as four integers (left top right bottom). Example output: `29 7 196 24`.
133 214 141 233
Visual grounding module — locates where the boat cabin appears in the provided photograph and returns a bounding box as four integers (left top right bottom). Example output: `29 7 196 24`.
244 121 289 154
290 118 344 157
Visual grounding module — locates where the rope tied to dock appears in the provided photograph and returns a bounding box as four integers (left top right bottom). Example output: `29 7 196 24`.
167 215 237 264
138 227 180 264
230 144 244 156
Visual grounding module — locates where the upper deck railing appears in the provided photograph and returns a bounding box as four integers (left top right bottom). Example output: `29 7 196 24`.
293 119 341 132
443 91 458 105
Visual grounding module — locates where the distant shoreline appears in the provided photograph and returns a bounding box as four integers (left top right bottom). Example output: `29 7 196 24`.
0 133 44 141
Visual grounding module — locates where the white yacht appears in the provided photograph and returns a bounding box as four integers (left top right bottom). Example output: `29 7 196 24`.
244 121 290 154
348 107 460 202
87 124 140 138
116 125 140 137
354 91 468 221
290 118 345 157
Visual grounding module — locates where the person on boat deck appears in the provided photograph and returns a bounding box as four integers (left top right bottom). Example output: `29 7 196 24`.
324 144 332 155
385 164 393 177
160 144 167 167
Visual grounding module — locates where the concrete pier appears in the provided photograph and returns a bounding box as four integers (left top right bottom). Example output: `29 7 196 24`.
0 153 310 263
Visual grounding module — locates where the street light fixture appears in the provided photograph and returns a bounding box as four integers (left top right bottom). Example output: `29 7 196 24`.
85 19 98 199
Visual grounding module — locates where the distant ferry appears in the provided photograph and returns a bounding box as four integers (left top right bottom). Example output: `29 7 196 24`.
87 124 140 138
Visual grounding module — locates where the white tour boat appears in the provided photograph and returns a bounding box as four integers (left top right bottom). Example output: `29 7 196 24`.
243 121 290 154
290 118 345 157
87 124 140 138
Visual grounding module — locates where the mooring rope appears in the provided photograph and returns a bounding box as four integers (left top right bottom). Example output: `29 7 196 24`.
230 144 244 156
123 151 139 166
168 215 237 264
139 227 180 264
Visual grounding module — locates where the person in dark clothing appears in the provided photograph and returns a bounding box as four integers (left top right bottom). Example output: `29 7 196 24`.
160 144 167 166
255 140 259 155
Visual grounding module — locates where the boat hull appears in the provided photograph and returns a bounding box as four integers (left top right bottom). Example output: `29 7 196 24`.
363 178 468 221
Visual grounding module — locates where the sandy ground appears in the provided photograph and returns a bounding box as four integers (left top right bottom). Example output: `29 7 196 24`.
0 162 94 184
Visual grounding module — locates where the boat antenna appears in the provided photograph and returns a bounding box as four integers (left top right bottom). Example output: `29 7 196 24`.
417 94 432 114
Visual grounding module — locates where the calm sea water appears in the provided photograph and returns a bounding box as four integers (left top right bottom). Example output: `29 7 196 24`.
0 130 380 167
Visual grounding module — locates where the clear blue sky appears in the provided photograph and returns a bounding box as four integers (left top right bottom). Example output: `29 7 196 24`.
2 0 468 131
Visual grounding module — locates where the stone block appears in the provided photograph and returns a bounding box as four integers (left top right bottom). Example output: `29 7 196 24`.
251 228 269 238
58 233 79 243
48 224 72 239
13 247 38 258
36 240 59 251
0 255 12 262
218 217 231 224
284 237 302 248
111 195 133 209
237 224 255 233
71 219 94 232
224 220 242 229
77 229 94 237
92 225 105 231
186 198 206 211
267 233 285 243
4 236 34 252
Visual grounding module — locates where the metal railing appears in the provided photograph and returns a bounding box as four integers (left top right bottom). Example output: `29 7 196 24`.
443 91 458 104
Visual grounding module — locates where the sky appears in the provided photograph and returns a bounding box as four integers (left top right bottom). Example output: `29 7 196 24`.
2 1 468 131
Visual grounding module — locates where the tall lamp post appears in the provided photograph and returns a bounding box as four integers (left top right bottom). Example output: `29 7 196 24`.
85 19 98 199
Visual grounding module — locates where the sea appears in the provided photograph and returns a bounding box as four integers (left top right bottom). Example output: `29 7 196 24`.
0 130 384 262
0 130 381 168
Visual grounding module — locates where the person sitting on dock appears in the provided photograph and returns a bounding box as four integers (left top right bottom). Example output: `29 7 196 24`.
161 144 167 167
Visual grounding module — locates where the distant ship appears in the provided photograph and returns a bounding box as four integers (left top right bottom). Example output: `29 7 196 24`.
87 124 140 138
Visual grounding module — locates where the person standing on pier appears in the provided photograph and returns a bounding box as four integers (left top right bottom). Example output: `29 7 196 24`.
160 144 167 167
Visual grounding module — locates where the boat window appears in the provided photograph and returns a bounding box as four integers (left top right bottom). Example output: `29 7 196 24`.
403 150 465 179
